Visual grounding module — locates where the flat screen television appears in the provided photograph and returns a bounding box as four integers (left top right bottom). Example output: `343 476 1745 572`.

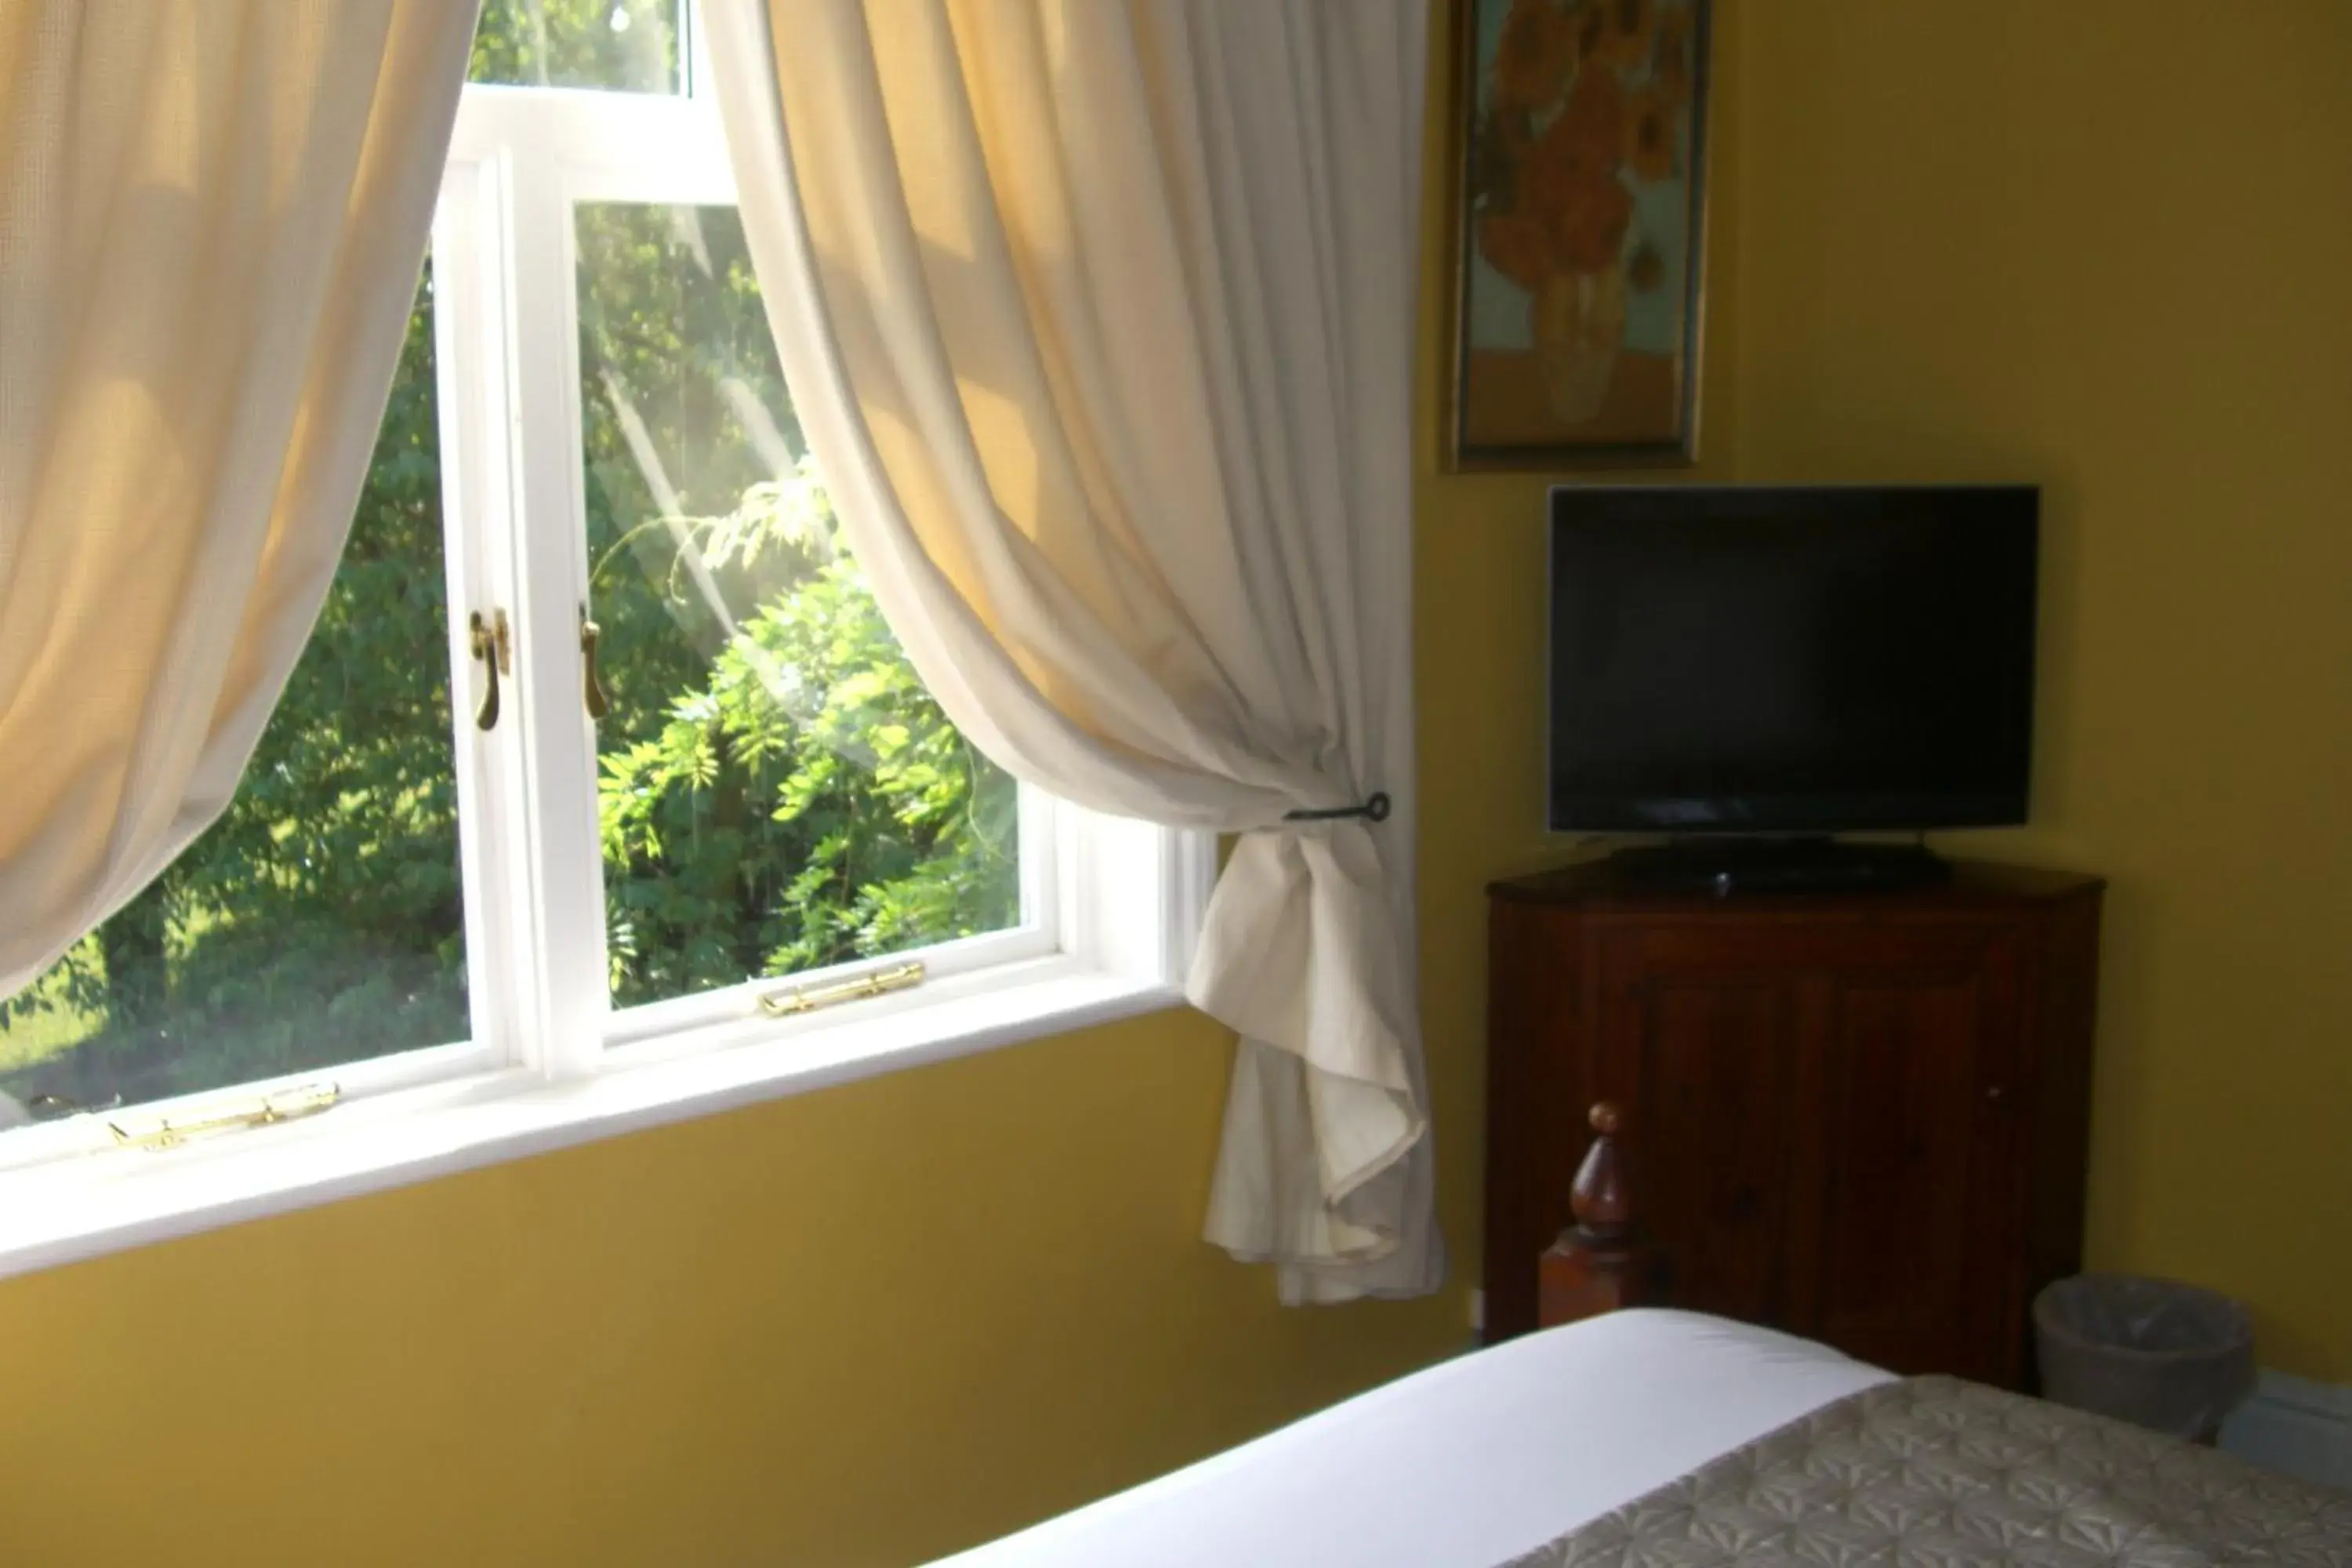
1548 485 2038 836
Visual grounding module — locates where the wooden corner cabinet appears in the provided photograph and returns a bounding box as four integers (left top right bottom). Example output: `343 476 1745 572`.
1484 858 2103 1389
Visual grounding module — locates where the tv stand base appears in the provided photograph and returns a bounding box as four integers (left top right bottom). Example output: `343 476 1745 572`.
1606 837 1951 895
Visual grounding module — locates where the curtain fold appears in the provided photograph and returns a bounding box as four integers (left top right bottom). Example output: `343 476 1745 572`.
709 0 1437 1301
0 0 480 1011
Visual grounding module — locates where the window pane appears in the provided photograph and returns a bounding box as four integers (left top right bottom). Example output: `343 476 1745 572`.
0 273 471 1118
469 0 684 95
575 204 1021 1011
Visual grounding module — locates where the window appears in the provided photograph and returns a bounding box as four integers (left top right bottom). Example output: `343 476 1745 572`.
0 4 1207 1265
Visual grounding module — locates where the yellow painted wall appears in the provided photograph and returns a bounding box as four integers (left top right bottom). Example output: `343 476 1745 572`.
1726 0 2352 1381
0 1009 1465 1566
2 3 2347 1564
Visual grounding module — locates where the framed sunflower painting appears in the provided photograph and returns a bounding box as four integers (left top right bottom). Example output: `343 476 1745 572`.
1447 0 1711 469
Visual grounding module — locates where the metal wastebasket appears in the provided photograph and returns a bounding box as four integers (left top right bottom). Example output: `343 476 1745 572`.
2034 1273 2256 1443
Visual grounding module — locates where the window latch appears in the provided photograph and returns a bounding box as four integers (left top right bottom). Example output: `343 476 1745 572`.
107 1082 341 1152
469 608 512 731
579 604 610 720
757 961 926 1018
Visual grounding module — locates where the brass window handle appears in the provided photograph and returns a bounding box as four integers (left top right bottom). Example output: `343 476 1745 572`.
579 606 610 720
757 961 926 1017
469 608 511 731
107 1082 341 1152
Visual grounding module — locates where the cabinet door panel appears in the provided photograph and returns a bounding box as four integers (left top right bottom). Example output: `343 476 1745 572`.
1591 918 2026 1379
1802 978 1981 1357
1592 931 1804 1330
1639 980 1800 1326
1797 949 2023 1381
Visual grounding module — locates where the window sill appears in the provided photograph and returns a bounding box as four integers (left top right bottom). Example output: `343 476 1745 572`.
0 956 1185 1285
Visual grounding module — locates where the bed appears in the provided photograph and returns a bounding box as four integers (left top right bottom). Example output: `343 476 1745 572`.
939 1107 2352 1566
936 1309 1887 1567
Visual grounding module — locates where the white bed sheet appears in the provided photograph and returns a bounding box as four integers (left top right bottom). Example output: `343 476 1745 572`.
935 1310 1892 1568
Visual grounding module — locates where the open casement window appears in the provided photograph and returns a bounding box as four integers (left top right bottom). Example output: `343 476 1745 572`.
0 2 1208 1266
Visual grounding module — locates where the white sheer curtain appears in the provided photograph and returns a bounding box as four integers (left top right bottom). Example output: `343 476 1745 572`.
0 1 478 1036
708 0 1437 1301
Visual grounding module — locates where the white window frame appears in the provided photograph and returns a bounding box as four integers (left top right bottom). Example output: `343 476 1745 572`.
0 79 1214 1280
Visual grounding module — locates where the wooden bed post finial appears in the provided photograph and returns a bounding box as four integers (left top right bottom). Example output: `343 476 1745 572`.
1572 1101 1630 1237
1537 1101 1662 1330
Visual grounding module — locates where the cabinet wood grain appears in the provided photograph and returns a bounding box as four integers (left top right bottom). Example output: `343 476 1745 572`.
1486 859 2103 1389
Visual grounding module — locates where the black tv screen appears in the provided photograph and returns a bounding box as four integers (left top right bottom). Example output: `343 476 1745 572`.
1548 485 2038 833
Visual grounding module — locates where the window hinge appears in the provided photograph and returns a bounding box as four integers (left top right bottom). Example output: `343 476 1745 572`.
106 1082 341 1152
756 961 925 1018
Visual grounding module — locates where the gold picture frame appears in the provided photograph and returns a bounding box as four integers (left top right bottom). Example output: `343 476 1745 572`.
1444 0 1713 471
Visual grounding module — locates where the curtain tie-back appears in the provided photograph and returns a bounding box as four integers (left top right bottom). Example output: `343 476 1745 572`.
1190 818 1421 1259
1280 792 1391 826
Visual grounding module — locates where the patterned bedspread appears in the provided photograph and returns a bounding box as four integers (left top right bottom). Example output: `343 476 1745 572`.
1509 1376 2352 1566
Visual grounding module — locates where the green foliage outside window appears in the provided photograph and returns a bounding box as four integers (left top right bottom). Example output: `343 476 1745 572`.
0 1 1017 1113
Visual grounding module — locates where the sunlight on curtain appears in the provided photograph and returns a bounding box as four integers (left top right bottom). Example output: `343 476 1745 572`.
710 0 1436 1302
0 2 479 1011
